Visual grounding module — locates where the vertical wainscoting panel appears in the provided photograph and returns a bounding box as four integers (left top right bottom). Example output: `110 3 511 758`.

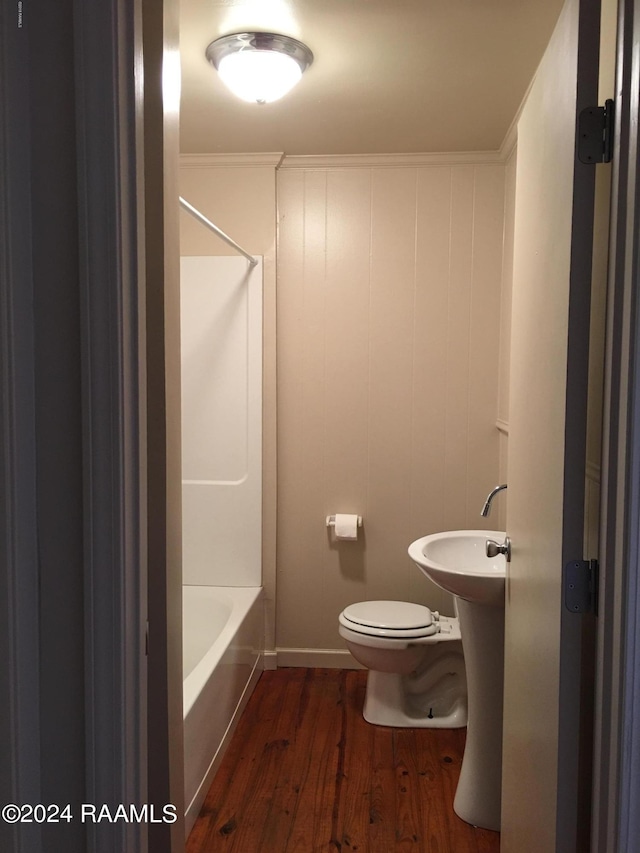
408 167 452 606
466 166 507 521
322 170 374 624
367 168 421 600
442 168 475 528
277 171 330 648
276 160 505 654
496 148 517 532
498 150 517 433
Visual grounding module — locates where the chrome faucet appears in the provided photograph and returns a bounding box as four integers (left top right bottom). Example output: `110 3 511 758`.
480 483 507 517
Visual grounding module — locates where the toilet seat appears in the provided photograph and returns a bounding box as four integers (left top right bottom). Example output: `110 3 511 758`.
339 600 439 639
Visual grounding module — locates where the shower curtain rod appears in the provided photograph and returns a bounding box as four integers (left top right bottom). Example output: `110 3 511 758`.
179 197 258 267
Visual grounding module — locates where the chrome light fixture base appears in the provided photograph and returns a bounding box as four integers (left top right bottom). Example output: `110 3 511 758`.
206 32 314 74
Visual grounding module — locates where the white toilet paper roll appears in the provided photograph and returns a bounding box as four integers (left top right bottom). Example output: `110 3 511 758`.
334 513 359 541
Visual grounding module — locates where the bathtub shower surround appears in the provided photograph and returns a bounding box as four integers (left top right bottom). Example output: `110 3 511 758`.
180 254 265 836
181 255 263 587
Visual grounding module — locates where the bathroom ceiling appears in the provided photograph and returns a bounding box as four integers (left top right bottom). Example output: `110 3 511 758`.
179 0 565 156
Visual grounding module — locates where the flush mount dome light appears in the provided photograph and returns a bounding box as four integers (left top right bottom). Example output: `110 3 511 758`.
205 32 313 104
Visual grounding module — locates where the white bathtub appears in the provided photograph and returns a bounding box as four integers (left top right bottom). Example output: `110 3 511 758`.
183 585 264 836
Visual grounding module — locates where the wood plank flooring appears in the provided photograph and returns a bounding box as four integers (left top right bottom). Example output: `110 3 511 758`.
186 668 500 853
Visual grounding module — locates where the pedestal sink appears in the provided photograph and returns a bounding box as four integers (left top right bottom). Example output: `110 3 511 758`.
408 530 506 832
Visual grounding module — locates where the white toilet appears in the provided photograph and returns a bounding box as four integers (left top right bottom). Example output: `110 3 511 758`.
338 600 467 728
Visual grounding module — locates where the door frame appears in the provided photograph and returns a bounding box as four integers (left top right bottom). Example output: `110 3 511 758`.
2 0 640 851
593 0 640 848
0 1 151 850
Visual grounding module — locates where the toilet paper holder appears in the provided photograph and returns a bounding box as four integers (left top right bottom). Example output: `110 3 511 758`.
326 515 363 528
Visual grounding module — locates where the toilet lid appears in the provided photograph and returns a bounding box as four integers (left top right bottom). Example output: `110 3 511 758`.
342 600 434 631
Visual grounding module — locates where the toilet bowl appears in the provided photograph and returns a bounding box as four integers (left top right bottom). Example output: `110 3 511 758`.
339 600 467 728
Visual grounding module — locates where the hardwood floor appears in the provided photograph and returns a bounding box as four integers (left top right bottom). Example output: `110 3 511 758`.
186 668 500 853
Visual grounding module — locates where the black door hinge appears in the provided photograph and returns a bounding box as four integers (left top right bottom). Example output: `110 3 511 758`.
578 99 614 164
564 559 599 615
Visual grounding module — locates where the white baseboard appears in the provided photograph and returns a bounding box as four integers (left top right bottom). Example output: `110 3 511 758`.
263 650 278 670
274 647 365 669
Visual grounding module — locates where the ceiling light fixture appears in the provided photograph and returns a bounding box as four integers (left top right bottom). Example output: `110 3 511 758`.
206 32 313 105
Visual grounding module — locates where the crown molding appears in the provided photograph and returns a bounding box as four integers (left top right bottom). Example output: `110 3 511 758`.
180 141 523 172
499 123 518 161
498 70 537 161
279 151 506 170
180 153 285 168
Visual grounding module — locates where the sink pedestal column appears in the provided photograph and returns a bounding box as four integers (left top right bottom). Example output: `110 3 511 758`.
453 596 505 832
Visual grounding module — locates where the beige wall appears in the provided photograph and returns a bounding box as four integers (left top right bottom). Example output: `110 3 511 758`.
178 155 510 660
179 155 280 652
276 158 506 655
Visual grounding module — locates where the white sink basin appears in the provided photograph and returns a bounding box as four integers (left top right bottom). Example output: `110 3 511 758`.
409 528 507 830
408 529 506 606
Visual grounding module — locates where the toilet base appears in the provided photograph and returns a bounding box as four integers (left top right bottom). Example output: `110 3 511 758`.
363 651 467 729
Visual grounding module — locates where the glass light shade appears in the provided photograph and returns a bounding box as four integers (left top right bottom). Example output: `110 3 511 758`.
218 50 302 103
206 33 313 105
